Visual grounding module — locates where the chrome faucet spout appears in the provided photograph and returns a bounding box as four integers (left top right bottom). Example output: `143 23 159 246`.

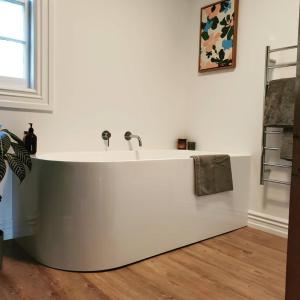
124 131 143 147
133 135 142 147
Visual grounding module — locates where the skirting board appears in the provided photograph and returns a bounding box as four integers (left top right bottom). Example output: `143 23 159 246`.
248 210 288 238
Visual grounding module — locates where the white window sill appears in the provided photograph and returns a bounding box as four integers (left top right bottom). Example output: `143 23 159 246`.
0 93 53 112
0 81 53 113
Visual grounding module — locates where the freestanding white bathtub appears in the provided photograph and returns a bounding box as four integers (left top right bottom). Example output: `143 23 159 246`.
13 150 251 271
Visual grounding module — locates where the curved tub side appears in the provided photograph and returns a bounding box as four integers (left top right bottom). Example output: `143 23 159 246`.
15 156 250 271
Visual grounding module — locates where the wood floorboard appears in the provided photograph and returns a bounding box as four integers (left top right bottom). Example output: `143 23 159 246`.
0 227 287 300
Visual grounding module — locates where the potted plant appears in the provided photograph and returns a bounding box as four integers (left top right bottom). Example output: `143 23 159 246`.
0 128 32 270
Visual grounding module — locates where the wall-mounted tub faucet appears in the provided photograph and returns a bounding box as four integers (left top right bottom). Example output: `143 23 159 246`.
102 130 111 147
124 131 142 147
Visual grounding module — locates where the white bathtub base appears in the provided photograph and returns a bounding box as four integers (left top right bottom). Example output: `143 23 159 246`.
14 151 250 271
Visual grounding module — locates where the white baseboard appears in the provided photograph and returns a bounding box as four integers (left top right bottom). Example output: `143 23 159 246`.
248 210 289 238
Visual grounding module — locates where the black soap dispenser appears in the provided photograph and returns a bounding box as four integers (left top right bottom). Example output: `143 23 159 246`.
24 123 37 155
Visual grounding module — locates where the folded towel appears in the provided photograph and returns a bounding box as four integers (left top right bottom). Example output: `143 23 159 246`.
264 78 296 161
191 155 233 197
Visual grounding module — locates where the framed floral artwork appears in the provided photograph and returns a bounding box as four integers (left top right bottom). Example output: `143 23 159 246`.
199 0 239 72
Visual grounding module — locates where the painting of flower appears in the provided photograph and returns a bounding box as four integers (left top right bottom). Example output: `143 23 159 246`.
199 0 239 72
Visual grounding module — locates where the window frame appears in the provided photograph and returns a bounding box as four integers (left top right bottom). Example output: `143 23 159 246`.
0 0 53 112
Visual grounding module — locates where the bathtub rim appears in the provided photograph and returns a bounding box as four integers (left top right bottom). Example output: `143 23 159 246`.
31 150 251 164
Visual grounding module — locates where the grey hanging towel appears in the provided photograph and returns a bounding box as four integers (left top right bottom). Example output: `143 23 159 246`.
191 155 233 197
264 78 295 127
281 127 294 161
264 78 296 161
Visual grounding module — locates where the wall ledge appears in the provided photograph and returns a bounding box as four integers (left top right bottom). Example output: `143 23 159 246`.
248 210 288 238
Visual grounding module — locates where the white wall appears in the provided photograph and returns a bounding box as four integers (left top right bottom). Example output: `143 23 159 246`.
0 0 191 152
1 0 299 238
0 0 192 238
187 0 299 225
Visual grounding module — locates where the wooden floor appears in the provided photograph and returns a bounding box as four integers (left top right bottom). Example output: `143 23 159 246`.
0 227 287 300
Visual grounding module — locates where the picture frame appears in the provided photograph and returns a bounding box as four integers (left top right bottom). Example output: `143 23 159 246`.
198 0 239 72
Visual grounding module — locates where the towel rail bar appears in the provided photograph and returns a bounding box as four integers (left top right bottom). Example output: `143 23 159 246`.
268 62 297 69
264 131 282 134
264 162 292 168
269 45 298 53
263 179 291 185
264 147 280 151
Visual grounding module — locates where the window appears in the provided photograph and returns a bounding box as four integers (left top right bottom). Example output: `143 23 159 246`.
0 0 52 111
0 0 34 89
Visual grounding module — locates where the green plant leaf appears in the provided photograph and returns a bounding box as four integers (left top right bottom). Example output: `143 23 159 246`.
211 17 219 30
227 27 234 40
6 154 26 183
219 49 225 60
221 26 230 38
11 142 32 170
201 31 209 41
1 129 24 146
0 157 6 182
0 132 11 156
220 17 227 26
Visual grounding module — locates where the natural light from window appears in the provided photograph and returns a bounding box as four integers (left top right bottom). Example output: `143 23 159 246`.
0 0 51 111
0 0 26 79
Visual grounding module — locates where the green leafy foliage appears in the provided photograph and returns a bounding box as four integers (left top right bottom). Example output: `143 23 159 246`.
0 132 10 156
1 129 25 146
201 31 209 41
6 154 26 183
0 158 6 182
220 17 227 26
206 51 213 58
211 17 219 30
220 0 231 13
219 49 225 60
221 26 230 38
0 129 32 201
227 27 234 41
11 143 32 170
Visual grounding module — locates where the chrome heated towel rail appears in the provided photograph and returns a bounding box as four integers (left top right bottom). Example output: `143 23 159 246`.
260 45 298 186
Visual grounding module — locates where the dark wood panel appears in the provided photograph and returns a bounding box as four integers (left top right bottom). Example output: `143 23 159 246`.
285 5 300 300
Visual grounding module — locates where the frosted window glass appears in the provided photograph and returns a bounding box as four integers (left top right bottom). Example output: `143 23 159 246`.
0 40 25 78
0 1 25 41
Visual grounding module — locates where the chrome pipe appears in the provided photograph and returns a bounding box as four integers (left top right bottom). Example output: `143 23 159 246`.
264 131 282 134
268 62 297 69
261 47 271 185
264 147 280 151
269 45 298 53
264 162 292 168
263 179 291 185
124 131 143 147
